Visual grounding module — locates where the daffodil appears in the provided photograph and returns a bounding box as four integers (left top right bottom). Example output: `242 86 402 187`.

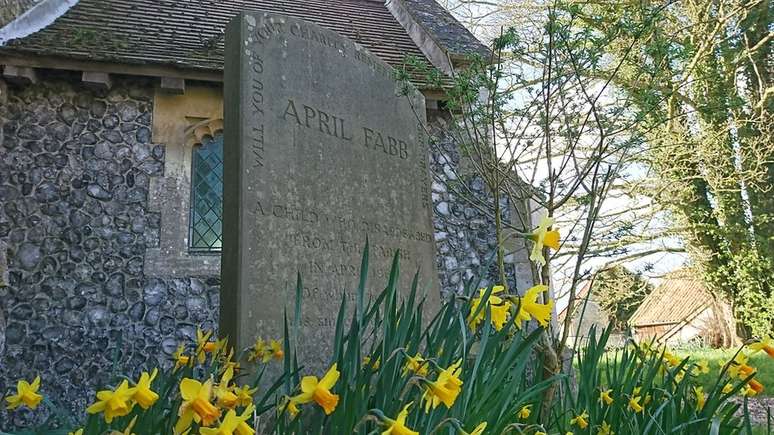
571 410 589 429
133 368 159 409
597 421 614 435
362 355 381 370
86 380 136 423
109 416 138 435
5 376 43 410
381 402 419 435
528 215 560 266
466 422 487 435
403 353 429 377
176 377 221 433
748 379 764 395
281 395 302 417
517 404 531 419
215 366 239 409
742 385 758 397
270 339 284 360
235 384 257 407
468 285 512 331
663 351 681 367
290 363 340 415
421 359 463 412
195 328 214 363
173 344 191 371
628 394 643 413
200 405 255 435
248 338 281 363
599 389 613 405
693 386 705 410
722 383 734 394
69 430 84 435
749 336 774 358
513 285 554 328
535 432 547 435
692 359 710 376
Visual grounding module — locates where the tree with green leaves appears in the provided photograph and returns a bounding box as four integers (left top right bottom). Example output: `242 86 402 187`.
560 0 773 339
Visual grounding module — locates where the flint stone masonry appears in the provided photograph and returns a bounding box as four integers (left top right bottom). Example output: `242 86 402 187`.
0 74 220 428
222 12 440 373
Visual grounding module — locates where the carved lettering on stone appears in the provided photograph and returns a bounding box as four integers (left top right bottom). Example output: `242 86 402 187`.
221 12 439 373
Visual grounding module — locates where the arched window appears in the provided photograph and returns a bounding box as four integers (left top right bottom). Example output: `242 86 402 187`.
189 134 223 252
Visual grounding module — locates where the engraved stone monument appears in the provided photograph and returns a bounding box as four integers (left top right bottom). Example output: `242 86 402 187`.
222 11 440 372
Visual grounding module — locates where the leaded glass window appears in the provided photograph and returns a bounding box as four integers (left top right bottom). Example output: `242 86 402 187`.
189 134 223 252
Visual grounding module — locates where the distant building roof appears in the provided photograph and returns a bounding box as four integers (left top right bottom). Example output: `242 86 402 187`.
0 0 488 84
629 270 712 327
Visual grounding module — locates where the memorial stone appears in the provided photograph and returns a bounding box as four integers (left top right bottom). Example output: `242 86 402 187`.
222 11 440 372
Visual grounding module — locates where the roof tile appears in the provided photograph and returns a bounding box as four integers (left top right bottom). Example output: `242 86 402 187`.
0 0 457 83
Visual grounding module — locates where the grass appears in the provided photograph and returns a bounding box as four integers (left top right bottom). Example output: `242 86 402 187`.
671 348 774 397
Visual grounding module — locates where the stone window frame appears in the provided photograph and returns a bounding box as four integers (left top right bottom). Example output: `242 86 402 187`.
144 86 223 277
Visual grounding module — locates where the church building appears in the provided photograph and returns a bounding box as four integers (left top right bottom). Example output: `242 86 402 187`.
0 0 534 424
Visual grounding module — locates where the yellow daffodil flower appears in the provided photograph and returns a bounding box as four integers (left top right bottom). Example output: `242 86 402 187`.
468 285 512 331
248 338 282 363
528 215 560 266
86 380 136 423
5 376 43 410
176 377 221 433
742 385 758 397
215 366 239 409
362 355 381 370
109 415 138 435
200 404 255 435
663 351 681 367
692 359 710 376
571 410 589 429
133 368 159 409
467 422 487 435
248 338 268 363
195 328 214 363
173 344 191 371
722 383 734 394
381 402 419 435
235 384 257 407
517 404 531 419
748 379 764 395
421 359 463 412
291 364 340 415
599 389 613 405
628 394 643 413
597 421 614 435
693 386 705 411
513 285 554 328
403 353 429 377
270 339 284 360
749 336 774 358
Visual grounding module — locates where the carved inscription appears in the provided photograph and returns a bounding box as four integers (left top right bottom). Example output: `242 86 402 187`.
281 99 409 159
224 12 439 375
249 53 265 168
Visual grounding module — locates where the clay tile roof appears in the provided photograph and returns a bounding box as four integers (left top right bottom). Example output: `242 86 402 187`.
0 0 485 84
629 270 712 327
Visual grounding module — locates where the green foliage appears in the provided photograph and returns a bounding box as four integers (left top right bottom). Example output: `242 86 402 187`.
561 329 751 435
558 0 774 338
590 266 653 330
5 247 767 434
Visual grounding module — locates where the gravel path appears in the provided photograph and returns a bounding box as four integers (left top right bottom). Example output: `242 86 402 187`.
732 396 773 427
